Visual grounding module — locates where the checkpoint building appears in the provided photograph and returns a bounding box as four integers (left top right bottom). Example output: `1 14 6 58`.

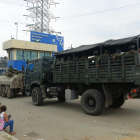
3 31 64 70
3 39 57 61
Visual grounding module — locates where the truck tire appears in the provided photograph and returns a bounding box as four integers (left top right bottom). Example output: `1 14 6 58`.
32 87 43 106
7 87 14 99
81 89 104 116
57 96 66 102
1 86 7 97
109 95 125 108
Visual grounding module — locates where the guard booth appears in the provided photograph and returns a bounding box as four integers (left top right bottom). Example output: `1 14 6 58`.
3 39 57 70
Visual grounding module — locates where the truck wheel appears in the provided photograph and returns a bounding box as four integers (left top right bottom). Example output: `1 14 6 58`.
32 87 43 106
1 86 7 97
81 89 104 116
57 96 66 102
7 87 14 99
109 95 125 108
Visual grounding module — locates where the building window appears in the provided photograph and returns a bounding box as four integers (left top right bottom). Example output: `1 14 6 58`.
39 53 44 58
24 51 30 60
9 51 14 60
16 51 23 60
31 52 38 59
45 53 51 57
39 52 51 58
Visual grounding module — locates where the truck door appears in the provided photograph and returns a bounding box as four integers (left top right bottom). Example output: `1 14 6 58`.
25 62 34 93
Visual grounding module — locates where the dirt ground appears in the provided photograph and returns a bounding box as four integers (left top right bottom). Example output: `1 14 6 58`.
1 94 140 140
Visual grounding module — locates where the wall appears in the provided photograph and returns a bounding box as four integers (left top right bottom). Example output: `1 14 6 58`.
3 39 57 52
7 60 26 71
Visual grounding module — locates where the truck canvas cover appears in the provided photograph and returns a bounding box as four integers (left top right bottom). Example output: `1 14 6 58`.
54 34 140 56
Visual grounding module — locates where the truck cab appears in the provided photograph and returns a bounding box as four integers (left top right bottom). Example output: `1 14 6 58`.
24 57 54 97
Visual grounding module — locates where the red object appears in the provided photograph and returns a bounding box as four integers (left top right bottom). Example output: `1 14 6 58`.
134 89 137 93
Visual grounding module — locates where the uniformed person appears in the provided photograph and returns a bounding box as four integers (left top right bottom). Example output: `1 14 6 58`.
19 70 23 74
112 48 122 60
13 68 18 74
74 56 79 61
97 50 110 67
66 56 72 63
88 50 100 62
56 57 65 65
79 54 88 61
8 65 13 73
123 44 137 55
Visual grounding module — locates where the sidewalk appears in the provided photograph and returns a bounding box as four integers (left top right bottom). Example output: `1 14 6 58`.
0 131 18 140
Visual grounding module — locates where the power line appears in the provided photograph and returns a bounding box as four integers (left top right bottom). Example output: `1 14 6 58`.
0 10 23 16
0 0 140 21
0 1 140 23
62 22 140 33
60 3 140 20
56 0 79 3
62 15 140 32
0 19 30 24
0 0 28 7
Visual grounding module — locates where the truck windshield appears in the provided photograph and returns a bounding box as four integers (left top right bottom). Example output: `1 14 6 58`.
27 63 34 72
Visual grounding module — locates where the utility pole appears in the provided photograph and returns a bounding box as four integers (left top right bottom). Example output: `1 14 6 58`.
15 22 18 39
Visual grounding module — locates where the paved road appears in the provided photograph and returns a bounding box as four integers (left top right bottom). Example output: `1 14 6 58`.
1 94 140 140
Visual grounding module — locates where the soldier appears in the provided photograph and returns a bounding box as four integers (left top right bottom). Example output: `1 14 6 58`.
56 57 65 65
8 65 13 73
13 68 18 74
88 50 100 62
19 70 23 74
74 56 79 61
97 50 110 67
112 48 122 60
79 54 88 61
66 57 72 63
123 44 137 55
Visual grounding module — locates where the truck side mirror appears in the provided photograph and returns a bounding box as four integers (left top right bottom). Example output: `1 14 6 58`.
22 65 25 71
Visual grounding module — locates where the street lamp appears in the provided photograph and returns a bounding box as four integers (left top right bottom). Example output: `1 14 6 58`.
15 22 18 40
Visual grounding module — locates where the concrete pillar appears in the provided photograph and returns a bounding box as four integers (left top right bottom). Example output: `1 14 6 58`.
38 52 39 58
8 51 10 60
14 50 16 60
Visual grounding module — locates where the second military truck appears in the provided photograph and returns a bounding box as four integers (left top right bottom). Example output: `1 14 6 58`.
24 34 140 115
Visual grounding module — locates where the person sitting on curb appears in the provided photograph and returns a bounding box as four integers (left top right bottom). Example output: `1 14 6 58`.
0 105 16 135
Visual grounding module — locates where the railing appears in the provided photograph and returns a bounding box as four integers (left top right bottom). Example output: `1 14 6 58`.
53 54 136 84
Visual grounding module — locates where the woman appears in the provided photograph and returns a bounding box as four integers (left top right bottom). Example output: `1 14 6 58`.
0 105 16 135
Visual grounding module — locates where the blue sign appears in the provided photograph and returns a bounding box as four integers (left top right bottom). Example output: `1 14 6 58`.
30 31 64 52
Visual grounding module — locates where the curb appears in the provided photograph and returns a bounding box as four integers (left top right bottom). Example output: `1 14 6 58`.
0 131 18 140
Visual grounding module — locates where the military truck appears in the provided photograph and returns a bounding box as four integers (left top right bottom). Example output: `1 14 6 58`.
0 66 25 99
24 35 140 115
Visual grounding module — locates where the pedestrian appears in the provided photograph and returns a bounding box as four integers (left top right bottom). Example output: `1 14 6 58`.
0 105 16 135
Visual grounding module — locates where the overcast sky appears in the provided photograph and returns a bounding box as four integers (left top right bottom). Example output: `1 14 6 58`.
0 0 140 57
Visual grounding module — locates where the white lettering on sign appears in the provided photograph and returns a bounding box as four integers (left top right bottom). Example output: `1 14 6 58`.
52 39 55 42
32 33 48 37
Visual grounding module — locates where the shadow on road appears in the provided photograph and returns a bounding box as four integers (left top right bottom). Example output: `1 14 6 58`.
101 106 140 117
43 99 83 114
0 93 29 99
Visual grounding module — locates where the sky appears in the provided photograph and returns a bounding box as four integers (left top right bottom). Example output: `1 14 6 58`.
0 0 140 57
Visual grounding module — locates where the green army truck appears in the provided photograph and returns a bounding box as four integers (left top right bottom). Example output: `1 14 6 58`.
24 35 140 115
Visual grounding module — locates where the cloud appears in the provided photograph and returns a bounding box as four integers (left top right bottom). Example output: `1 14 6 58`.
0 0 140 56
